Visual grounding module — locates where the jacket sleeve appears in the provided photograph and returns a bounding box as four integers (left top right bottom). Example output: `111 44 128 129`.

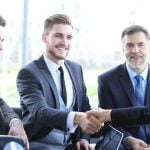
0 97 19 127
111 106 150 127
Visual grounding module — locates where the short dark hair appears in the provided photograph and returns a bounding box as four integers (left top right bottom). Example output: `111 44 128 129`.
121 25 150 40
44 14 72 35
0 16 6 27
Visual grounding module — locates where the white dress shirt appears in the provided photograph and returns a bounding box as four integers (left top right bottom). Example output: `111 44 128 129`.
43 54 77 133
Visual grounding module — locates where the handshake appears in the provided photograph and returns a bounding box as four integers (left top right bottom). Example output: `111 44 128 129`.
74 108 112 134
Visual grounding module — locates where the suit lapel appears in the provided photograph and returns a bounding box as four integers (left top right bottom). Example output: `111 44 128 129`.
65 61 79 109
144 65 150 105
36 56 60 108
119 64 136 106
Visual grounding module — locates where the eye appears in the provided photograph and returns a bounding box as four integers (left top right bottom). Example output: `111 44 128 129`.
67 35 73 40
0 38 4 42
54 33 63 38
125 43 134 49
138 43 145 47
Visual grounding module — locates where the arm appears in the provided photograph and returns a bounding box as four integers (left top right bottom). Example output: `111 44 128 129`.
0 98 29 150
0 98 18 127
87 106 150 126
111 106 150 126
17 67 69 131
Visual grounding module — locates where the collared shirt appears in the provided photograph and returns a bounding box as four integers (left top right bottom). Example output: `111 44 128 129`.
43 54 76 133
126 63 148 96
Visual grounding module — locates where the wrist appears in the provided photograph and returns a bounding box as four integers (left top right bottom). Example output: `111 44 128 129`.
123 136 134 149
10 119 22 128
105 109 111 122
74 112 85 126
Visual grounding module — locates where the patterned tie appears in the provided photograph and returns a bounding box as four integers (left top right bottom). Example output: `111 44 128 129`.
59 66 67 105
134 75 146 141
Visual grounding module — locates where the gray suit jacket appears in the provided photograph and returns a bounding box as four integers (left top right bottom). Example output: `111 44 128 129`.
17 55 91 141
0 98 19 133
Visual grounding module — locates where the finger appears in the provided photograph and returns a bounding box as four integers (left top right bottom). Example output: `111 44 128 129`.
80 141 89 150
88 116 102 129
139 141 147 147
87 110 100 118
24 137 29 150
89 145 95 150
76 141 80 150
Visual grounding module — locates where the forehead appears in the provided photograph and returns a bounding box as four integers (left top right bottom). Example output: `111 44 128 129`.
0 26 5 39
122 32 148 44
50 24 73 36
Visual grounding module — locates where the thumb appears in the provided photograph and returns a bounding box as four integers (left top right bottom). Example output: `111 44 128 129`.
86 110 100 118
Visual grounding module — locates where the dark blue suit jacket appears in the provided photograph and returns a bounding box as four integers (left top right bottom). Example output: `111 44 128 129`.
98 63 150 142
111 106 150 127
17 55 91 141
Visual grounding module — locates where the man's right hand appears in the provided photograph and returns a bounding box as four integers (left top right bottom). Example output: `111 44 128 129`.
86 108 112 123
74 112 104 134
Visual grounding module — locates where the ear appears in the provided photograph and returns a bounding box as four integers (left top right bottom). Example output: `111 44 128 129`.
42 33 47 43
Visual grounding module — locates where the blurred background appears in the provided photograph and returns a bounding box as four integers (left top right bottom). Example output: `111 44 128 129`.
0 0 150 107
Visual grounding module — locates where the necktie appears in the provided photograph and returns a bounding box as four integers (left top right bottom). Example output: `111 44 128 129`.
135 75 144 106
134 75 146 141
59 66 67 105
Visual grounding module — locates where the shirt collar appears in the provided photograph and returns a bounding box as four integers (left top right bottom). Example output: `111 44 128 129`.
126 62 148 81
43 54 65 72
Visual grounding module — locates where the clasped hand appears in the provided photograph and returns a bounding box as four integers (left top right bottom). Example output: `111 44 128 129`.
75 108 111 134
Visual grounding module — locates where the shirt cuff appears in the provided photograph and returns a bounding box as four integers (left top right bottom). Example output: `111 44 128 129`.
9 118 22 127
67 111 78 133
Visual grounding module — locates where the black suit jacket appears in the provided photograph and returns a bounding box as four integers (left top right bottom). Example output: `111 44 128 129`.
98 63 150 141
0 97 19 133
111 106 150 127
17 55 91 141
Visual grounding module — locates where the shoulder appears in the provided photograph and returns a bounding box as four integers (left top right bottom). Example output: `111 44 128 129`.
65 59 82 70
98 64 124 81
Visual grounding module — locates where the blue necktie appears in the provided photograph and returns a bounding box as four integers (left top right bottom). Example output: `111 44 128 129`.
134 75 146 141
59 66 67 105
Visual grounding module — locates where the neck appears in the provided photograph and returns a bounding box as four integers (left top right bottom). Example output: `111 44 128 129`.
129 63 147 74
45 52 64 65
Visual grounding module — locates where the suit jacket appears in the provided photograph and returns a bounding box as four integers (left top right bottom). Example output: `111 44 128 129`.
111 106 150 127
98 63 150 141
17 55 91 141
0 97 19 133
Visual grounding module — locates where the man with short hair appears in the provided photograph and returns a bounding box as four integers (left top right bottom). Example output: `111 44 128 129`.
98 25 150 150
17 14 101 150
0 15 29 150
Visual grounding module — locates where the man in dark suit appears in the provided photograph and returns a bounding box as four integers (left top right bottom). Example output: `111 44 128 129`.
0 16 29 149
17 14 101 150
98 25 150 150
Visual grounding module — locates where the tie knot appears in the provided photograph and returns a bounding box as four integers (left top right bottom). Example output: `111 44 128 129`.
135 75 143 83
58 66 64 74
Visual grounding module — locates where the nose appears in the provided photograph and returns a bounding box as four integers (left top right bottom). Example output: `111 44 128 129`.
61 36 70 46
132 45 140 53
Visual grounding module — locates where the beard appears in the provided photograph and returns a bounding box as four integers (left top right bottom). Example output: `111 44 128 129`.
48 48 68 60
126 55 148 71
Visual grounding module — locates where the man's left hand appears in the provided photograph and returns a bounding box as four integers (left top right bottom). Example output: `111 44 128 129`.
8 120 29 150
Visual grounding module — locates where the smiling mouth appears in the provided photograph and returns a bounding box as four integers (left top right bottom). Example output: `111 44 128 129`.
57 48 65 51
